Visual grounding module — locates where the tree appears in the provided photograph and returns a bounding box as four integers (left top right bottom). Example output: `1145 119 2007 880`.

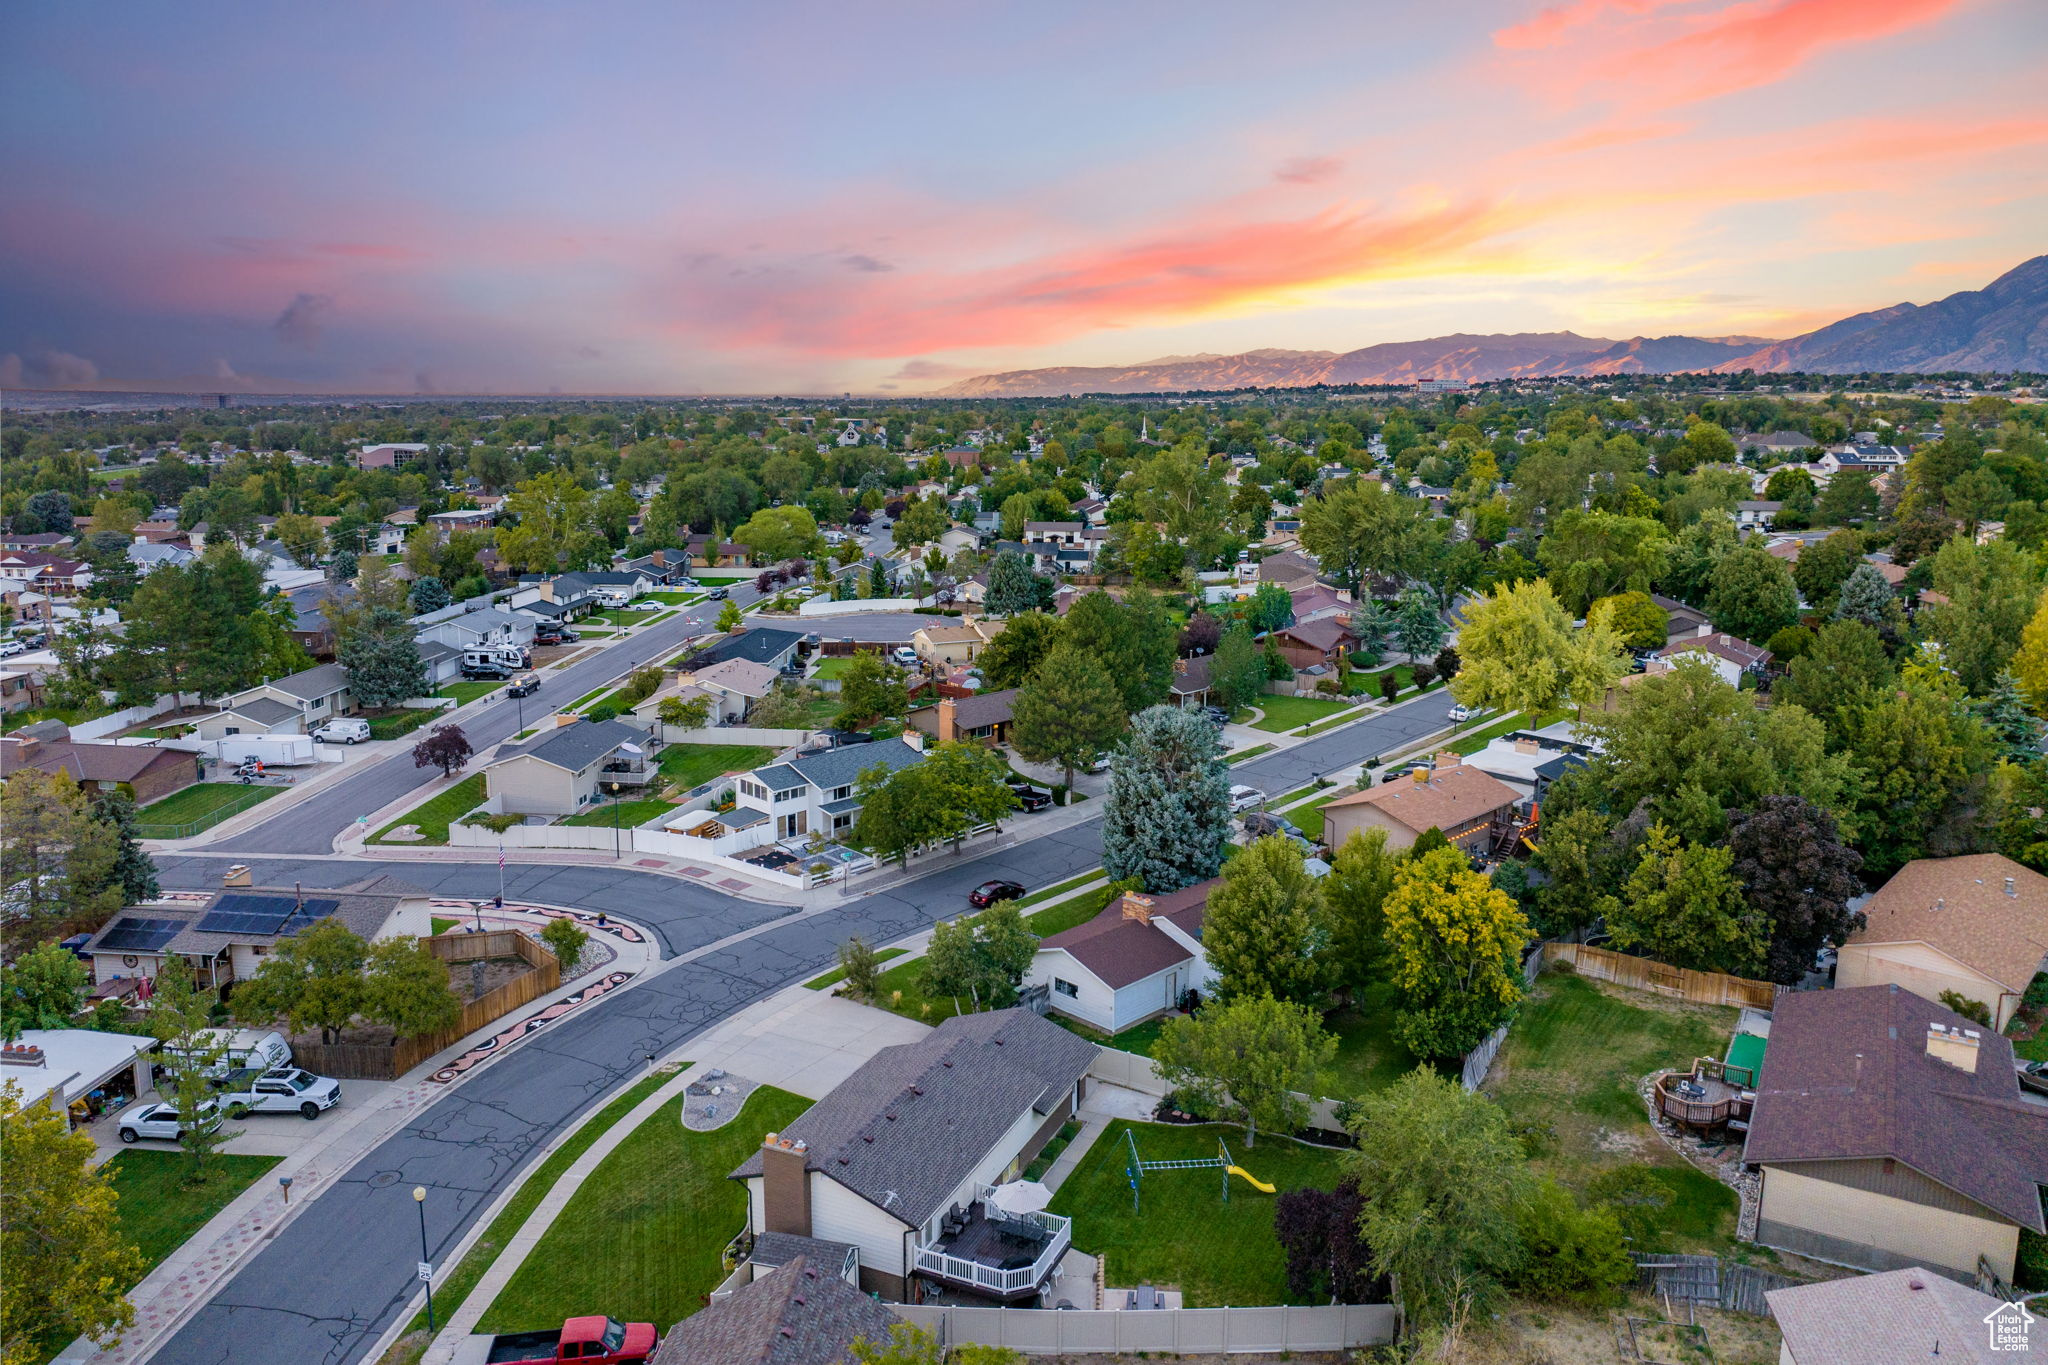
1536 510 1668 613
983 550 1043 617
330 547 359 583
716 599 744 632
834 648 909 728
1977 671 2044 765
1210 621 1266 714
1840 656 1996 876
1322 829 1396 999
540 917 589 976
1704 542 1799 645
1832 562 1898 628
145 956 229 1182
1609 824 1764 976
1063 589 1177 714
1448 578 1626 719
0 769 120 953
657 694 713 731
974 610 1062 689
732 504 824 564
1101 704 1232 891
337 606 427 709
1773 619 1894 743
1299 477 1432 591
1010 647 1126 788
1918 538 2042 694
1393 588 1446 661
833 935 882 1004
1383 846 1532 1058
853 740 1014 865
21 488 76 534
852 1322 1021 1365
408 576 452 614
90 790 160 904
1349 597 1392 657
361 937 462 1040
1274 1177 1375 1303
748 681 819 728
1346 1070 1530 1327
0 1079 145 1359
890 494 948 550
247 598 315 683
229 919 368 1043
1512 1178 1634 1305
0 943 90 1040
1791 529 1863 611
412 722 474 777
497 470 602 573
2015 590 2048 716
1245 581 1295 633
1588 590 1666 650
1203 836 1328 1005
1151 993 1335 1147
1727 796 1864 985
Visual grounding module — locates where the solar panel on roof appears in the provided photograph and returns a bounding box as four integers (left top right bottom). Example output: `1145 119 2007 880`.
98 917 183 952
194 894 339 937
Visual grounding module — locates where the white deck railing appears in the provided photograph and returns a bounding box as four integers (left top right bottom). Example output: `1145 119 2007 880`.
913 1202 1072 1297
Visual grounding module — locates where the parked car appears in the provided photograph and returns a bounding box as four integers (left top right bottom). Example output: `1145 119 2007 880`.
1202 705 1231 726
629 601 661 611
1447 704 1485 723
1241 811 1303 840
2019 1060 2048 1098
507 673 541 698
119 1099 223 1145
0 640 24 658
705 587 730 600
216 1066 341 1120
1227 784 1264 813
969 879 1025 908
1008 784 1052 813
16 633 46 650
312 718 372 745
481 1315 659 1365
536 630 579 646
891 646 919 666
462 662 515 681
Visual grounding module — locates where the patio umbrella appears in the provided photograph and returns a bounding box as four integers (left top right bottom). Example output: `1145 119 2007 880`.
987 1180 1053 1215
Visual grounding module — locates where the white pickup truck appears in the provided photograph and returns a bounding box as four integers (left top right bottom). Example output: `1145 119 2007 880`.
215 1066 342 1120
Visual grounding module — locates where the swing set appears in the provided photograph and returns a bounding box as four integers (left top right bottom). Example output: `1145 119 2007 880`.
1123 1128 1276 1213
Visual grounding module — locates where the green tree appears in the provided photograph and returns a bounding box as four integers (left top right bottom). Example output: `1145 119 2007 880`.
1918 538 2042 693
1791 529 1863 611
1530 804 1628 939
1816 469 1880 525
0 943 90 1040
1393 588 1447 660
1063 589 1177 714
1203 836 1328 1005
1132 440 1231 569
1346 1070 1530 1327
1101 704 1232 891
1609 824 1764 976
833 935 882 1004
0 1078 145 1359
890 493 948 550
337 605 427 708
1010 646 1127 788
361 937 462 1040
1666 421 1737 477
834 648 909 728
656 694 713 731
1299 477 1432 591
1588 590 1667 650
1448 578 1627 719
716 599 744 632
0 769 120 953
732 504 825 563
2014 591 2048 715
247 599 315 683
228 919 368 1043
497 470 602 573
145 956 230 1183
1210 621 1266 714
1727 796 1865 985
1151 993 1335 1147
1245 581 1295 633
1840 655 1997 875
974 610 1062 688
90 790 160 904
983 550 1044 617
1512 1178 1634 1305
1704 541 1800 644
1535 510 1668 613
1976 671 2043 765
540 917 590 975
1383 846 1532 1058
1322 829 1396 999
408 576 452 614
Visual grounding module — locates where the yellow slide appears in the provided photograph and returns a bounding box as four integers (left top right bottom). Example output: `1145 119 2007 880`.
1226 1165 1276 1193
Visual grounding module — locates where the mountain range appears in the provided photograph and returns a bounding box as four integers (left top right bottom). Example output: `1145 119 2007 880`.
935 255 2048 397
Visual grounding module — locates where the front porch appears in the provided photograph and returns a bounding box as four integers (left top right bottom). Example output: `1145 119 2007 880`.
913 1190 1072 1302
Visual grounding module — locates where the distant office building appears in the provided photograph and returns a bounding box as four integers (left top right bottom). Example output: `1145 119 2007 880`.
356 443 429 469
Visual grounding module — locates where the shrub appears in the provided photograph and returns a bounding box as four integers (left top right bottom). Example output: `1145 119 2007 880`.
585 703 619 723
1349 650 1379 669
540 916 589 975
1938 989 1993 1027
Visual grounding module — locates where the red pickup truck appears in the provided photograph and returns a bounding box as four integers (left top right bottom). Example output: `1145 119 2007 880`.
484 1316 658 1364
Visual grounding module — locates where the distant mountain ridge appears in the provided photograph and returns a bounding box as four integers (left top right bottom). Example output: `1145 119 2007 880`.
935 256 2048 396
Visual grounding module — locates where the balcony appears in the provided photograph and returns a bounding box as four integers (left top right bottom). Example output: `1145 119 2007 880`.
913 1190 1072 1301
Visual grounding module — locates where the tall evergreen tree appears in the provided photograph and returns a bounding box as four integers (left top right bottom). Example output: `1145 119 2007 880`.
1009 647 1126 788
1832 562 1899 628
90 790 160 904
337 606 427 708
1101 704 1232 891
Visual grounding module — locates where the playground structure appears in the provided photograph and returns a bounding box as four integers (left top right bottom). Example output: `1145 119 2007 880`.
1124 1129 1275 1212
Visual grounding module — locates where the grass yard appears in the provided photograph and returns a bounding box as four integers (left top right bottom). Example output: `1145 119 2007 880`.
106 1150 284 1272
1017 869 1107 907
1288 791 1345 841
430 917 460 935
1485 971 1742 1254
1445 708 1571 757
811 655 861 680
479 1085 811 1334
804 947 909 990
1250 694 1352 733
558 799 679 828
1226 743 1274 765
646 591 702 605
435 679 503 706
366 708 437 741
656 743 777 792
370 774 485 844
1050 1012 1171 1058
565 685 610 712
1023 883 1122 937
137 782 279 834
1345 664 1415 696
2012 1029 2048 1063
1049 1120 1347 1306
1320 978 1431 1096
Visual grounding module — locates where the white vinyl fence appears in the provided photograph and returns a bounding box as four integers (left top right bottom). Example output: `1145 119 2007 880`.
890 1304 1397 1353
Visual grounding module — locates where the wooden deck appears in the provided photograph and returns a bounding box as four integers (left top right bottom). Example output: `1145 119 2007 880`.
1655 1058 1756 1131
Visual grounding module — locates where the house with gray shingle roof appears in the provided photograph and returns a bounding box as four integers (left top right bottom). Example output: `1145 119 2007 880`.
729 738 926 841
652 1256 892 1365
482 718 649 816
730 1009 1096 1302
197 662 356 740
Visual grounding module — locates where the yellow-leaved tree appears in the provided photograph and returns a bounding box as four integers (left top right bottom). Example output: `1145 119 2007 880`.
1382 846 1533 1060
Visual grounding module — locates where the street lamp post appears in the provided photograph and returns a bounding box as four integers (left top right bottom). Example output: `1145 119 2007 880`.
413 1185 435 1332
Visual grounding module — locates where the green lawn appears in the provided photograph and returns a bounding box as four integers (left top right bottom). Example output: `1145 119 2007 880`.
1486 972 1742 1254
1048 1120 1347 1306
1226 744 1274 765
402 1070 679 1342
370 774 485 844
646 591 702 605
1288 791 1345 841
805 948 909 990
2013 1030 2048 1063
1049 1012 1171 1058
656 743 777 792
559 799 679 828
366 708 437 740
480 1086 812 1334
138 782 279 831
435 679 503 706
3 703 112 734
1444 708 1570 757
811 656 861 680
1017 870 1107 908
430 916 460 936
1023 883 1123 937
1346 664 1415 697
566 685 610 712
1250 695 1352 733
1319 978 1432 1096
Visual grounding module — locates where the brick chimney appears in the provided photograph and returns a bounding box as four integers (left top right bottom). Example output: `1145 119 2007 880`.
651 549 667 568
938 697 958 743
223 864 253 888
1122 894 1155 925
1434 751 1462 769
1925 1022 1980 1074
760 1133 813 1236
1514 736 1540 755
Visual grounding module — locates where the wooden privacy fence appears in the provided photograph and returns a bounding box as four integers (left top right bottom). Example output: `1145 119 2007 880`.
1546 942 1777 1010
1632 1255 1799 1318
292 931 560 1080
892 1303 1398 1353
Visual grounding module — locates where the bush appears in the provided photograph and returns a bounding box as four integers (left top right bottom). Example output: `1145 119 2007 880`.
585 703 620 723
1938 989 1993 1027
1316 678 1341 695
464 812 524 833
1513 1178 1634 1304
1411 662 1439 689
1349 650 1379 669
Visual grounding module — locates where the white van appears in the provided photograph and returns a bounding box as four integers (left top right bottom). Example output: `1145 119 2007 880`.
167 1028 292 1078
312 718 372 745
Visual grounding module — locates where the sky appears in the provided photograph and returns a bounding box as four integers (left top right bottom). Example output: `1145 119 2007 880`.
3 0 2044 396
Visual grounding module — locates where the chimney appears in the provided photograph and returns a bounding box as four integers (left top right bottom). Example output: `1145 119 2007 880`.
1514 736 1540 754
1122 894 1155 925
1925 1022 1981 1074
1412 767 1431 785
223 864 253 888
901 729 924 752
1696 622 1713 638
1434 751 1462 770
938 697 958 744
759 1133 813 1237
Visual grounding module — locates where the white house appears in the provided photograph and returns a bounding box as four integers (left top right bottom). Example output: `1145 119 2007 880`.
198 662 355 739
482 718 649 816
729 1009 1097 1302
1654 626 1772 687
672 658 780 723
1030 880 1215 1034
415 605 536 654
728 738 925 841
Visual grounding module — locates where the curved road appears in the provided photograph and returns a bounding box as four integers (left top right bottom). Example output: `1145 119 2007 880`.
150 685 1460 1365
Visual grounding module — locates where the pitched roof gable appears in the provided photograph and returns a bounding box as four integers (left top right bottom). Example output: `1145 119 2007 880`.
1849 854 2048 994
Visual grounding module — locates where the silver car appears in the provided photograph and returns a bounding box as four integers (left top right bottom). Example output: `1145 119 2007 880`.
118 1099 223 1144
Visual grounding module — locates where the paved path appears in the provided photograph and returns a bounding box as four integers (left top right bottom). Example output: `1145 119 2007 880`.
138 689 1462 1365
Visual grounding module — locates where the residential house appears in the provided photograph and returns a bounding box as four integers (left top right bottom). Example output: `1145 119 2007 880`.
197 662 356 739
1735 500 1783 530
906 689 1017 746
729 1009 1096 1302
675 659 783 723
910 618 1004 671
415 605 537 655
726 738 925 841
1168 655 1214 707
1743 984 2048 1284
618 549 694 585
416 639 465 686
1270 616 1354 670
1288 584 1351 625
1461 728 1594 805
654 1255 891 1365
1649 593 1710 643
0 551 91 596
0 666 45 715
482 718 649 817
684 627 807 674
1320 754 1522 855
1255 549 1323 593
1837 854 2047 1033
0 731 199 804
126 541 196 576
1740 431 1821 460
281 582 344 658
1030 880 1215 1034
82 868 431 992
1655 626 1772 686
356 443 428 469
0 531 74 553
427 507 497 533
555 569 654 608
940 447 980 470
1765 1266 2016 1365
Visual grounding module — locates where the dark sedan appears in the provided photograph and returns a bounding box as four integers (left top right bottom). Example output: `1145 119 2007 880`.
969 879 1025 908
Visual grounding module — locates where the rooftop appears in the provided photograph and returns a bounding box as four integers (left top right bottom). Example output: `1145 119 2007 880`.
1321 761 1520 835
650 1256 895 1365
493 718 643 774
1765 1266 2013 1365
1040 880 1212 989
1848 853 2047 994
